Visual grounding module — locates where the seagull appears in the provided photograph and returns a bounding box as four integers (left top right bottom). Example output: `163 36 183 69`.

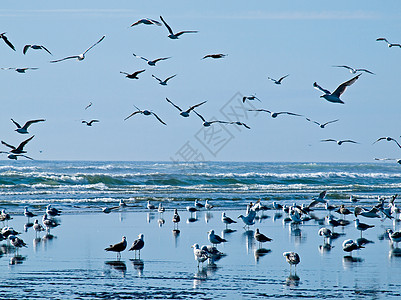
23 44 52 55
191 243 208 267
9 236 27 254
129 233 144 259
11 119 45 134
120 69 145 79
159 16 198 39
254 228 272 248
158 203 165 214
375 158 401 164
205 200 214 210
267 74 289 85
335 204 352 217
193 111 230 127
248 109 302 118
308 190 327 207
147 201 156 210
24 207 37 219
355 218 374 237
165 98 207 117
152 74 176 86
242 94 261 103
387 229 401 246
50 35 105 63
318 228 332 241
194 199 204 209
354 206 381 218
105 236 127 260
221 212 237 229
313 74 361 104
208 230 227 247
202 54 226 59
283 252 300 271
373 137 401 148
0 151 33 160
320 139 359 145
333 65 374 75
124 105 166 125
376 37 401 48
85 102 93 110
342 239 363 255
238 213 256 229
130 18 162 27
82 120 99 126
1 135 34 154
0 32 15 51
305 118 339 128
42 213 59 233
46 204 61 217
101 206 119 214
172 209 180 230
133 53 170 66
33 219 45 236
1 67 38 73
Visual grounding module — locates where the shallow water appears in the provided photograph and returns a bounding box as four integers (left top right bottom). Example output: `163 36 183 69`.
1 209 401 299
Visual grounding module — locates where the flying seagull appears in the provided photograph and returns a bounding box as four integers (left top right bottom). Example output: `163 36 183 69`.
82 120 99 126
124 105 166 125
243 94 261 103
267 74 289 85
313 74 361 104
165 98 207 117
133 53 170 66
120 69 145 79
376 37 401 48
160 16 198 39
1 135 34 154
333 65 374 75
0 151 33 160
130 18 162 27
202 54 226 59
85 102 92 110
1 67 38 73
0 32 15 51
193 111 230 127
11 119 45 134
248 109 302 118
50 35 105 63
374 158 401 164
373 137 401 148
305 118 339 128
321 139 359 145
228 121 250 129
23 45 52 55
152 74 176 85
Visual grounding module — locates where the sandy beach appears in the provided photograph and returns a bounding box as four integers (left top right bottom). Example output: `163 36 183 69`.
1 206 401 299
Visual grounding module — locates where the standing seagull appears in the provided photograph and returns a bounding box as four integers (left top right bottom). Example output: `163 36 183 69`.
50 35 105 63
376 37 401 48
105 236 127 260
23 45 52 55
373 137 401 149
1 135 34 154
321 139 359 145
166 98 207 117
222 212 237 229
305 118 339 129
11 119 45 134
208 230 227 247
254 228 272 248
283 252 300 272
355 219 374 238
120 69 145 79
129 234 145 259
333 65 374 75
24 207 37 220
133 53 170 66
159 16 198 39
124 105 166 125
152 74 176 86
267 74 289 85
130 18 162 27
172 209 180 230
82 120 99 126
313 74 361 104
0 32 15 51
248 109 302 118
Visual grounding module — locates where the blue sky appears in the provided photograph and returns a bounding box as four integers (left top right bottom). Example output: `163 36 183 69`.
1 1 401 162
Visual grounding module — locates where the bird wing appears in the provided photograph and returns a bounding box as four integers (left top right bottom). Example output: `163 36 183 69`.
175 31 198 37
332 74 361 98
356 68 374 75
376 37 389 43
88 120 99 125
41 45 52 55
342 140 358 144
313 82 331 94
390 138 401 148
50 55 80 63
188 100 207 112
23 45 31 55
133 69 146 77
148 19 162 26
160 16 174 35
20 154 34 160
1 141 16 150
333 65 353 71
120 71 129 75
124 111 141 121
17 135 34 151
23 119 45 129
277 74 289 83
193 110 206 122
322 119 339 126
305 118 320 126
153 57 170 63
321 139 336 142
278 112 302 117
267 77 277 82
237 122 250 129
1 34 15 51
164 74 177 82
85 102 92 110
83 35 105 55
248 109 271 114
319 190 327 199
152 74 162 83
11 119 22 129
130 20 141 27
373 137 387 144
165 98 182 112
392 43 401 47
139 56 149 62
151 112 167 125
210 120 230 124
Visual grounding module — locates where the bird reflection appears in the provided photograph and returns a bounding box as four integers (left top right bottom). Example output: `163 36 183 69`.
130 258 144 276
254 248 271 263
273 212 283 222
318 242 334 254
205 212 213 223
242 230 254 254
187 215 199 223
389 244 401 258
342 255 364 269
9 255 26 265
105 260 127 277
24 222 33 232
172 229 180 248
33 237 41 252
147 212 155 223
285 273 300 287
158 218 165 227
193 267 208 288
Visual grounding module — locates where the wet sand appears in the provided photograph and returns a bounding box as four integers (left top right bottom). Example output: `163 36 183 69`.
1 208 401 299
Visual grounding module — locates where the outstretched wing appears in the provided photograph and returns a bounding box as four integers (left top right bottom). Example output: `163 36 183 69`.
356 68 374 75
321 139 336 143
193 110 206 122
160 16 174 35
50 55 80 63
24 119 45 129
342 140 358 144
11 119 22 129
133 69 146 77
277 74 289 83
1 141 16 150
120 71 129 76
20 154 34 160
278 112 302 117
153 57 170 63
1 34 15 51
23 45 31 55
313 82 331 94
376 37 389 43
373 137 387 144
88 120 99 126
152 74 162 83
175 31 198 37
248 109 272 114
165 74 177 83
333 65 353 71
322 119 339 126
305 118 320 126
188 100 207 112
166 98 182 112
151 112 167 125
124 111 141 121
83 35 105 55
332 74 361 98
17 135 35 151
41 45 52 55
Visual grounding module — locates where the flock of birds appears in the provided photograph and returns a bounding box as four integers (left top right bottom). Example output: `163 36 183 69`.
1 18 400 162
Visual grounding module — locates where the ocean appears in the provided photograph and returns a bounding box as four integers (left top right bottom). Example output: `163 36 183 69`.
0 161 400 212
